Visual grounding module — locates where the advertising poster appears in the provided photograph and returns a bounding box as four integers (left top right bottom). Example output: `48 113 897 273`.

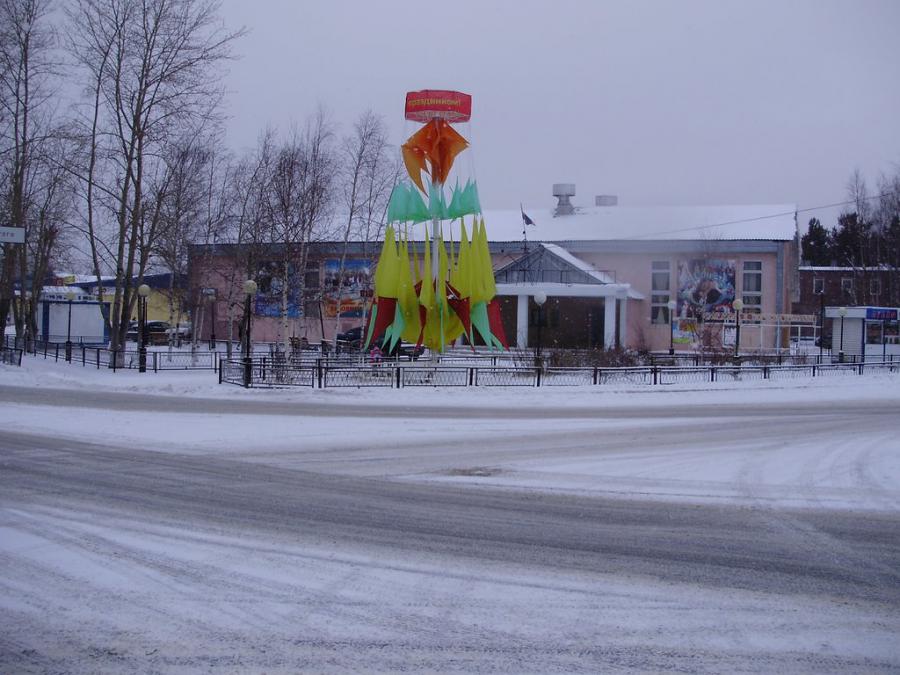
673 259 736 343
254 261 302 318
323 259 372 319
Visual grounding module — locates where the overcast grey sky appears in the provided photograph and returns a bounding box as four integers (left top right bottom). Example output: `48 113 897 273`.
219 0 900 225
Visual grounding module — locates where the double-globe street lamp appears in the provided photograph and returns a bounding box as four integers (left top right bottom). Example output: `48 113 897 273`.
838 306 847 363
65 290 76 363
667 299 677 356
137 283 151 373
732 298 744 365
242 279 258 388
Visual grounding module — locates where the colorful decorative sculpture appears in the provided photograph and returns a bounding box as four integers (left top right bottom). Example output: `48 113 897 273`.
365 90 507 354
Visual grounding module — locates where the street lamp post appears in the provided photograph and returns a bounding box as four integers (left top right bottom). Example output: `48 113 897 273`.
534 291 547 369
838 306 847 363
667 299 677 356
732 298 744 365
65 290 76 363
242 279 257 388
137 283 151 373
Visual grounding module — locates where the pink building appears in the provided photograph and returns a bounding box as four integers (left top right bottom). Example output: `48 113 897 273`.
189 201 800 352
486 203 800 352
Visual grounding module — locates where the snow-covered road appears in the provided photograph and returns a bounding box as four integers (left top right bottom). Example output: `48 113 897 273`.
1 362 899 672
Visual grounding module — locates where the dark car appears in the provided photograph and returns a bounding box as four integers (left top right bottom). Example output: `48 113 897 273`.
336 325 424 360
126 320 171 345
385 340 425 361
336 326 365 350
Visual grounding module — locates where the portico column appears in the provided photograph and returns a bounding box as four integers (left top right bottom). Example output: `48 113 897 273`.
516 294 529 348
604 297 616 349
617 296 627 349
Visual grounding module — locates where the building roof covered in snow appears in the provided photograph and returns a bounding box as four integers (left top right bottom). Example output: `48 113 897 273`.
480 204 798 243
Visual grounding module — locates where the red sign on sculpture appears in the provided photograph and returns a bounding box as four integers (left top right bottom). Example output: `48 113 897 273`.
405 90 471 123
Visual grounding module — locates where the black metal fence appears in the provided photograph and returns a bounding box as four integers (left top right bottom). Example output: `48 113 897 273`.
17 339 219 371
8 331 896 386
219 358 899 389
1 346 23 366
219 358 315 388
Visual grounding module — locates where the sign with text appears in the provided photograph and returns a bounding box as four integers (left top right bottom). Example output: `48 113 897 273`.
866 307 898 321
405 90 472 123
0 226 24 243
703 312 817 324
323 258 371 319
674 259 736 343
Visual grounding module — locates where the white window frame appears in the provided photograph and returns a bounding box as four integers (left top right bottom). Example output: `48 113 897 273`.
651 260 671 324
742 261 762 313
870 278 881 297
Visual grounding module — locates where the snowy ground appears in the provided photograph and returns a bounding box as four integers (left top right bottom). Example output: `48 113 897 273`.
1 358 899 672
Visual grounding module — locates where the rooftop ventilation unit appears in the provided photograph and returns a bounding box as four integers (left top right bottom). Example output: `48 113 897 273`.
552 183 575 216
595 195 618 206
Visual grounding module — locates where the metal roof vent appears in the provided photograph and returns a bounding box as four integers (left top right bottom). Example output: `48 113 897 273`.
595 195 618 206
552 183 575 216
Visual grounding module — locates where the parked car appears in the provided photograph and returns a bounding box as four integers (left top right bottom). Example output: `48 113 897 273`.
126 320 171 345
386 340 425 361
335 325 424 360
166 322 191 341
336 326 365 350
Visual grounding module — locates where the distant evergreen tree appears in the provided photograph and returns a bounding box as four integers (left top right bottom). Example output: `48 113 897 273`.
830 212 874 267
800 218 832 265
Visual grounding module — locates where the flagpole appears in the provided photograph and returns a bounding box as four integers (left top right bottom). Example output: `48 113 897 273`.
520 203 528 254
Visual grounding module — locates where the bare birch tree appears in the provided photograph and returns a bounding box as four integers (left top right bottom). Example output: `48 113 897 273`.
0 0 61 347
331 110 393 345
265 112 335 353
153 137 209 345
199 130 274 358
19 135 76 342
67 0 243 362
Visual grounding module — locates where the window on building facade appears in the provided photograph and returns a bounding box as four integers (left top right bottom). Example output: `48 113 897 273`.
841 277 854 296
304 268 321 291
742 261 762 313
304 300 321 318
530 306 559 328
813 277 824 295
651 260 671 324
870 278 881 297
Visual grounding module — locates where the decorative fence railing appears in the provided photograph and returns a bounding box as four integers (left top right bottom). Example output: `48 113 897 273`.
18 340 219 371
219 358 315 388
218 359 899 389
6 331 895 384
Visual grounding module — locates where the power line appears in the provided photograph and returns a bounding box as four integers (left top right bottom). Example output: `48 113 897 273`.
626 190 899 240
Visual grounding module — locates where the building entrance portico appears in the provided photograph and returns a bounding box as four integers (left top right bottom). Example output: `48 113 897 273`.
494 244 643 350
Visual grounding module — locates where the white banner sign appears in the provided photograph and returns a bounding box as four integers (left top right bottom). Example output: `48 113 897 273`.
0 226 24 243
703 311 817 324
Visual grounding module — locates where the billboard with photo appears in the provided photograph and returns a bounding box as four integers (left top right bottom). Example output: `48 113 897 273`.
254 261 302 318
323 258 372 319
673 259 736 343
